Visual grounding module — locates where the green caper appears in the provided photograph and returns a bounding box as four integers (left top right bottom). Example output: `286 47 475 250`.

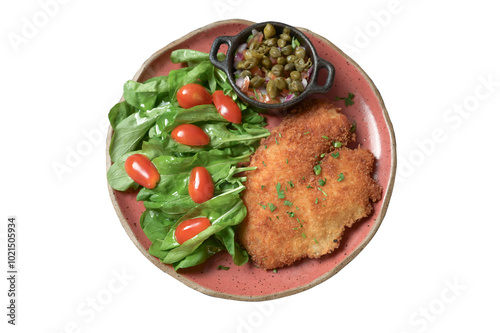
284 63 295 72
261 56 272 69
250 76 265 88
277 57 286 65
281 45 293 56
295 46 306 59
269 47 281 59
264 23 276 39
290 70 301 81
266 80 278 99
280 33 292 43
251 50 264 59
289 80 304 93
256 44 269 55
286 55 298 64
236 60 247 70
271 64 284 77
240 70 252 78
274 77 287 90
277 38 287 48
249 41 260 51
244 58 259 69
283 27 291 34
263 38 277 47
244 50 254 61
294 58 311 72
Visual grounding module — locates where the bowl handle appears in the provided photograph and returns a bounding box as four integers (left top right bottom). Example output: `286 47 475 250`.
307 57 336 94
209 35 235 73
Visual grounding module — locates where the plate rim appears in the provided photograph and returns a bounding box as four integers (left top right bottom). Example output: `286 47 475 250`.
105 19 397 302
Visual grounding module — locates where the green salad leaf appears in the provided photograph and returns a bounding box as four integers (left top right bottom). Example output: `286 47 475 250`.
107 49 269 270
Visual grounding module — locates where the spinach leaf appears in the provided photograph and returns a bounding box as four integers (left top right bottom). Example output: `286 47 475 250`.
172 237 224 270
159 122 270 154
109 104 167 162
215 226 249 266
171 49 226 67
140 209 176 242
108 101 136 129
171 49 210 64
123 76 169 111
107 147 162 191
136 149 251 206
161 189 247 264
155 104 226 133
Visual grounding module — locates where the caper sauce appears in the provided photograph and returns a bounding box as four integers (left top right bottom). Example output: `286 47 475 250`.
234 23 312 103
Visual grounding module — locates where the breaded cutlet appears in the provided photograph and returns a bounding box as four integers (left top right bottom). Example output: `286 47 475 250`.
238 99 382 269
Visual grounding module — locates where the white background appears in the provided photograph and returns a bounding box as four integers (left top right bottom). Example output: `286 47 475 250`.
1 0 499 332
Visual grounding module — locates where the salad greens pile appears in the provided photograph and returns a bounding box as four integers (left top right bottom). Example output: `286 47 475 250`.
107 49 270 270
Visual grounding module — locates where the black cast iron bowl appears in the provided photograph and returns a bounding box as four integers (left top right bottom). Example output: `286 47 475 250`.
209 21 335 112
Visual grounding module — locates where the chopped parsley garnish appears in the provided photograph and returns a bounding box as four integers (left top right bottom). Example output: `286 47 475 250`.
350 121 357 133
276 183 285 199
313 164 322 175
261 185 265 189
275 137 279 145
268 203 277 212
334 141 342 148
317 187 328 196
322 135 329 140
306 185 313 189
337 173 345 182
314 238 318 244
259 203 267 209
331 152 340 158
301 233 306 239
288 180 294 188
286 158 288 164
278 133 282 138
217 265 230 270
264 145 267 149
320 153 325 158
273 268 278 273
319 178 327 186
284 200 293 207
287 211 295 217
303 131 310 135
292 37 301 49
262 161 266 166
335 92 355 106
315 198 319 204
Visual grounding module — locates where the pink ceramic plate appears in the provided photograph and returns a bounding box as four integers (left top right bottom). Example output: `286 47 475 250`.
106 19 396 301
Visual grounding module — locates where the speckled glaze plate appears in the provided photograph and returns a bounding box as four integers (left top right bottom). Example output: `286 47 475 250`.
106 19 396 301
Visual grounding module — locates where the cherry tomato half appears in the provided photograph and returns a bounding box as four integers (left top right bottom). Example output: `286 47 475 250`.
212 90 242 124
188 166 214 204
175 217 211 244
176 83 213 109
171 124 210 146
124 154 160 189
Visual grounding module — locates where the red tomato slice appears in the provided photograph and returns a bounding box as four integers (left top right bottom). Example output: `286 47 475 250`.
176 83 213 109
175 217 211 244
212 90 242 124
124 154 160 189
188 166 214 204
171 124 210 146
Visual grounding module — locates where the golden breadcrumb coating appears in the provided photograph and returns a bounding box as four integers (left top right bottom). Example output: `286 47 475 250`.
238 99 382 269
